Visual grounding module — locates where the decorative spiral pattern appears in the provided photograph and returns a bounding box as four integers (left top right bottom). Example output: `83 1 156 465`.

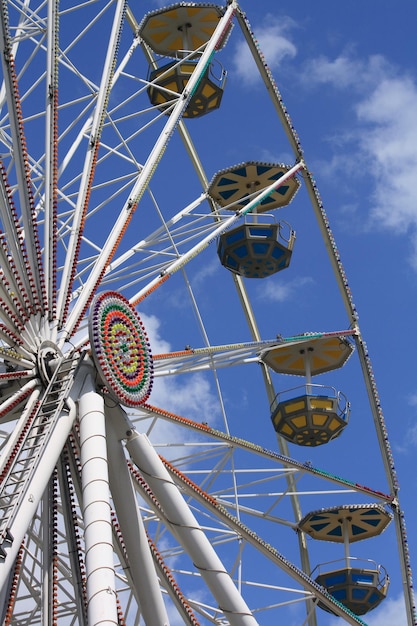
89 292 153 406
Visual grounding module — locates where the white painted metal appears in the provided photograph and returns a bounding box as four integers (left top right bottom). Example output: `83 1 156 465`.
0 3 45 312
106 412 170 626
79 376 118 626
57 0 128 329
0 398 77 590
44 0 59 320
41 483 53 626
128 161 305 307
126 428 258 626
61 1 238 344
0 386 40 465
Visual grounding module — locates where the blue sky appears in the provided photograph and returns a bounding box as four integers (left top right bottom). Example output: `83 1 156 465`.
132 1 417 623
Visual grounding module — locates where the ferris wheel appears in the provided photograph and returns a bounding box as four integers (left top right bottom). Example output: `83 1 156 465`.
0 0 414 624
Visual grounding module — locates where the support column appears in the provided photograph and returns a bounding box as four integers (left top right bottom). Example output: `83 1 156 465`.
41 481 53 626
106 418 169 626
79 378 118 626
125 428 258 626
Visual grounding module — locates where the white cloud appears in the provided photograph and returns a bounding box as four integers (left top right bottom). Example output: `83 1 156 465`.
355 77 417 235
395 394 417 453
303 52 417 261
408 393 417 407
257 276 314 302
151 373 219 424
406 423 417 447
303 52 389 91
131 311 221 448
139 311 171 355
190 256 219 288
140 314 217 421
140 312 219 420
231 16 297 85
305 53 362 89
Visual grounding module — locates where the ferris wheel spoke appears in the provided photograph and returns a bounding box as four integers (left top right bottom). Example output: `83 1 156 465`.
0 379 38 422
124 428 258 626
118 462 204 623
137 402 393 505
121 410 369 625
0 413 73 591
0 238 33 331
132 495 247 622
104 191 209 278
0 2 46 315
43 0 59 319
0 0 412 622
0 161 38 325
127 161 305 308
56 449 89 623
0 346 34 369
0 354 83 589
61 2 238 344
153 340 279 376
151 330 357 377
145 536 201 625
98 159 303 303
162 459 371 625
15 505 81 623
56 0 128 330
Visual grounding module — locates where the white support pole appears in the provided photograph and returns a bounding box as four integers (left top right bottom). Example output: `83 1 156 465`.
41 483 53 626
106 417 169 626
79 378 118 626
44 0 59 318
56 0 128 329
125 428 258 626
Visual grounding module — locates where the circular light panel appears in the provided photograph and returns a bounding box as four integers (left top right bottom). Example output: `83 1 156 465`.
89 292 153 406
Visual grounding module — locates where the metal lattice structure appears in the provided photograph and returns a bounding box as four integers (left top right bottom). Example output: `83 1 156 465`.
0 1 414 624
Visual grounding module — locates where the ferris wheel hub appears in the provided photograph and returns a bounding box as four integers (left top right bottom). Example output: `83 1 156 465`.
88 292 154 407
36 341 63 386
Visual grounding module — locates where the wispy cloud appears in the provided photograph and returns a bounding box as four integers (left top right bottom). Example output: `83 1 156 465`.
140 311 171 354
304 52 390 90
393 393 417 453
140 312 219 420
356 76 417 233
257 276 314 302
302 51 417 264
231 16 297 85
152 373 219 424
190 256 219 288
